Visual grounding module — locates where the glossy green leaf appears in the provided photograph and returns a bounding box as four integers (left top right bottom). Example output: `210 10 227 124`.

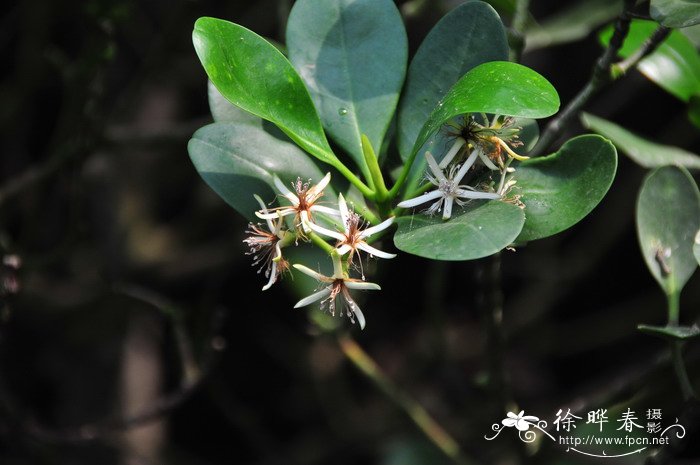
513 135 617 242
410 61 559 161
188 122 328 220
287 0 407 174
636 166 700 296
582 112 700 169
192 17 338 166
694 229 700 266
208 80 261 125
393 201 525 261
651 0 700 28
638 323 700 341
397 1 508 161
600 20 700 101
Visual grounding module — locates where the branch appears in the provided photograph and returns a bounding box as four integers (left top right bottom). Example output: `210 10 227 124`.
337 334 474 465
11 290 227 444
533 0 638 155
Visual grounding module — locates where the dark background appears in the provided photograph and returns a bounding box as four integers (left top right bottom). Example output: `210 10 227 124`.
1 0 700 464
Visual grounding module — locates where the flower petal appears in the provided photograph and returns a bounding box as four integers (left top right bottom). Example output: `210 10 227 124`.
455 189 501 200
310 205 342 217
425 151 447 183
345 280 381 291
336 244 353 255
307 172 332 201
307 221 346 242
357 242 396 259
476 147 500 171
293 264 329 281
262 260 277 291
346 295 366 330
360 217 394 239
338 193 350 229
439 137 466 169
442 196 454 220
453 147 480 184
294 288 332 308
273 176 298 204
256 208 294 220
254 194 275 231
397 190 444 209
502 419 517 427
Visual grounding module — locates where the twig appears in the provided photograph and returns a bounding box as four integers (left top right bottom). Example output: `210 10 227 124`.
15 294 227 444
533 0 639 155
475 253 511 415
616 25 671 74
337 334 474 465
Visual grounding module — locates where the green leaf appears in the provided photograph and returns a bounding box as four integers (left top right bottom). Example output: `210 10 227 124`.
208 80 261 125
188 122 329 220
695 229 700 266
651 0 700 28
410 61 559 161
192 17 339 166
513 135 617 242
582 112 700 169
638 324 700 341
397 1 508 161
600 19 700 101
636 166 700 296
393 201 525 261
286 0 407 173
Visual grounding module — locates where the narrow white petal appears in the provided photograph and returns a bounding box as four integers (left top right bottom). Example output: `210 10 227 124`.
300 210 311 232
345 280 381 291
439 137 466 169
357 242 396 259
338 193 350 228
308 221 345 241
294 288 331 308
360 217 394 238
274 243 283 260
254 194 275 231
336 244 352 255
256 208 294 220
477 148 500 170
397 190 444 208
442 196 454 220
425 152 447 183
262 261 277 291
456 189 501 200
273 176 298 203
453 148 480 183
293 264 328 281
310 205 341 216
347 296 366 330
308 172 332 199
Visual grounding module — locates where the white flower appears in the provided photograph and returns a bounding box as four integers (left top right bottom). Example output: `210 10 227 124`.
397 148 501 220
307 194 396 262
255 173 339 232
292 260 380 330
243 195 289 291
502 411 539 432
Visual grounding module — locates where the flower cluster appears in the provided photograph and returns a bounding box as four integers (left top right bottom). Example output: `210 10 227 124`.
398 115 524 220
244 173 395 329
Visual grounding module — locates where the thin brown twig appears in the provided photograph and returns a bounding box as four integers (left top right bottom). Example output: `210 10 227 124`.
533 0 645 155
10 294 227 444
337 334 474 465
